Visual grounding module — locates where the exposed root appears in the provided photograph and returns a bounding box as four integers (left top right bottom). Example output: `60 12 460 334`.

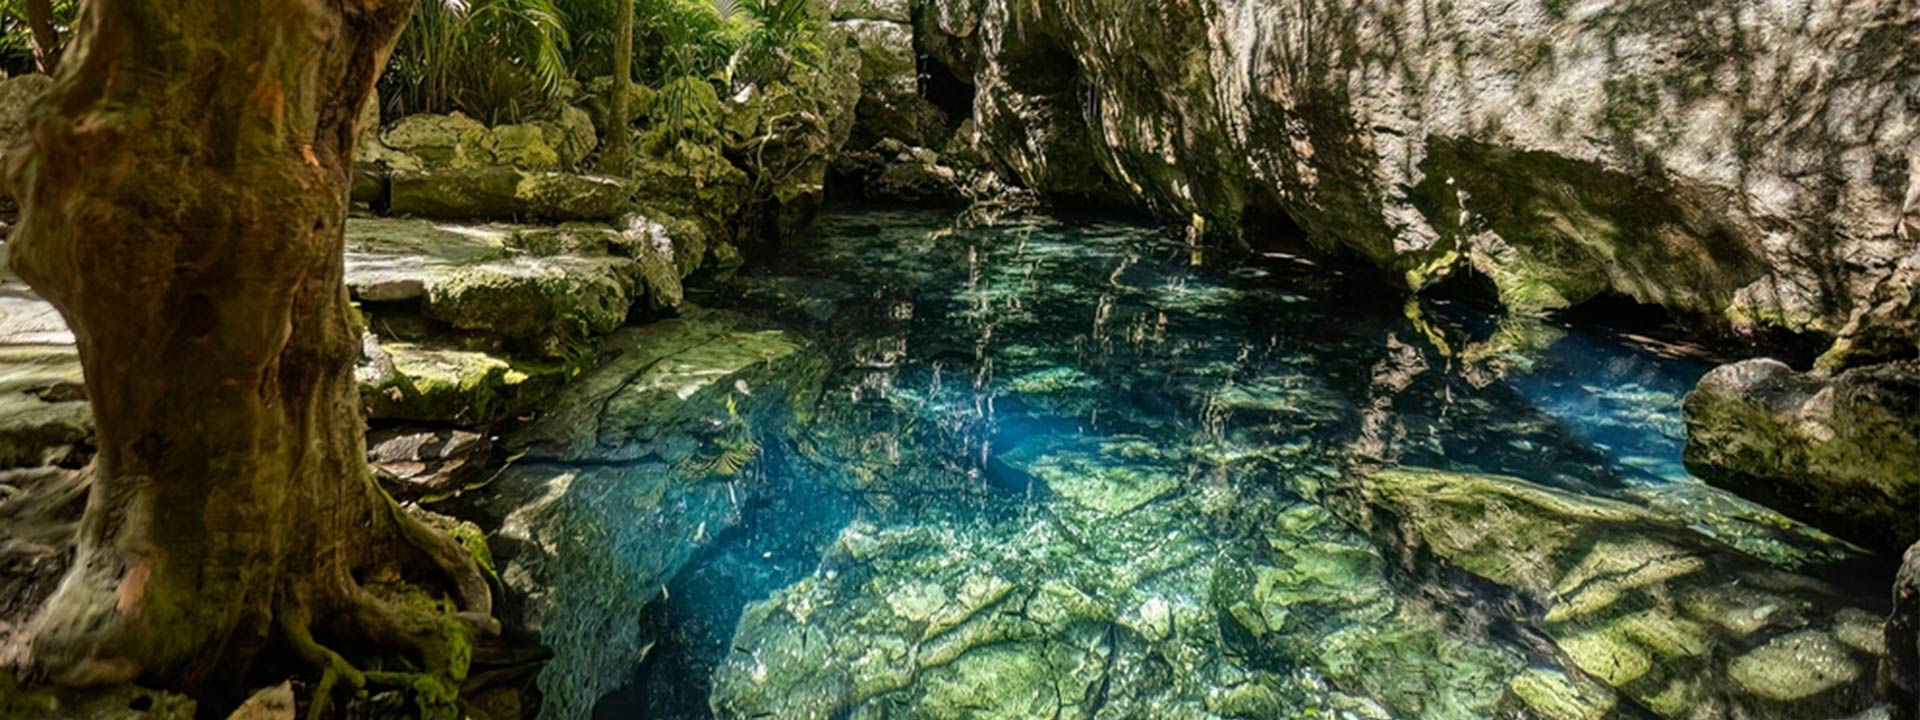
381 493 496 628
278 606 365 720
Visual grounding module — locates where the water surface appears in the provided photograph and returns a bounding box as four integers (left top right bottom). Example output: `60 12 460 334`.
589 208 1871 719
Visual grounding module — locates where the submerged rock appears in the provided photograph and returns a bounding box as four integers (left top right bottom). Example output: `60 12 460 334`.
1683 358 1920 555
506 308 810 463
1363 468 1884 719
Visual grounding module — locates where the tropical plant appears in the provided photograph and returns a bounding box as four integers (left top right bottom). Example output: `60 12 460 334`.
381 0 572 124
733 0 823 85
0 0 75 75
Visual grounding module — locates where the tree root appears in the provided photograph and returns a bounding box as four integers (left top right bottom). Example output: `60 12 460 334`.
275 488 502 719
381 493 498 633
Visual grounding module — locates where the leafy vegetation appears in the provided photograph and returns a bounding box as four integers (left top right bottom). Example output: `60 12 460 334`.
0 0 829 137
0 0 74 75
380 0 572 124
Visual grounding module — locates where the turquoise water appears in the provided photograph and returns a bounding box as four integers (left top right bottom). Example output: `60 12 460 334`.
588 208 1874 719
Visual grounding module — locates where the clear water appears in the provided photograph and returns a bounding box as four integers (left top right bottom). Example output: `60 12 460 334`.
587 208 1873 719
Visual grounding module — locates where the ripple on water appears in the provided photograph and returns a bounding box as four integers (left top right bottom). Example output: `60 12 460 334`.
566 208 1880 720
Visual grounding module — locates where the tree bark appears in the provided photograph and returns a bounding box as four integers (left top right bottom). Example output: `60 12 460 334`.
600 0 635 174
5 0 492 710
22 0 58 74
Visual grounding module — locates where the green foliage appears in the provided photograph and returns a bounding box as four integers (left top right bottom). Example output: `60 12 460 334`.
382 0 572 124
628 0 826 144
0 0 76 75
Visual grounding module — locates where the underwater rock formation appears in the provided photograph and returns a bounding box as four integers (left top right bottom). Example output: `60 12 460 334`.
916 0 1919 333
463 309 815 720
1682 358 1920 555
1363 468 1884 719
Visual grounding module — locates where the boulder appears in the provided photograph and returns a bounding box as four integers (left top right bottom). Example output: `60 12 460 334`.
1363 468 1883 719
540 105 598 168
829 0 908 22
389 167 523 219
345 217 660 351
1683 358 1920 554
512 172 632 221
381 112 496 169
923 0 1920 331
420 255 637 343
835 19 949 148
388 168 633 222
357 335 569 426
490 123 562 170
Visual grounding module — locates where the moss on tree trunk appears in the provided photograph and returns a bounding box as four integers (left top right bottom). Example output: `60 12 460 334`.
5 0 494 714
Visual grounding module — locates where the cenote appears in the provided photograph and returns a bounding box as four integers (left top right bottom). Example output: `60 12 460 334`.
541 207 1881 720
4 3 1915 719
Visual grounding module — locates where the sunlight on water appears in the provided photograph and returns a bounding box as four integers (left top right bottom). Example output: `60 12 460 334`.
588 208 1876 720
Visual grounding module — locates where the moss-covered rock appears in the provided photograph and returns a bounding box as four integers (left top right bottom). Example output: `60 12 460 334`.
389 167 525 219
490 123 562 170
1362 467 1882 719
420 255 636 344
925 0 1918 334
0 345 90 470
388 168 634 222
1682 357 1920 554
382 112 497 169
506 308 806 462
357 336 570 426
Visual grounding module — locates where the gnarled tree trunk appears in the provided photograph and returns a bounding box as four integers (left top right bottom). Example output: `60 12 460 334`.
6 0 492 711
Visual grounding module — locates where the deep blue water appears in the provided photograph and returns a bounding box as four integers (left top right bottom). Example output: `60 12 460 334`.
589 208 1850 719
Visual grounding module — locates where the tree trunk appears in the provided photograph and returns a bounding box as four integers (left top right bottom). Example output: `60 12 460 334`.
22 0 58 75
601 0 635 174
5 0 492 711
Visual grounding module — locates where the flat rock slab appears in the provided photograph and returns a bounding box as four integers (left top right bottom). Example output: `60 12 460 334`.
507 307 808 462
0 267 87 468
344 217 641 345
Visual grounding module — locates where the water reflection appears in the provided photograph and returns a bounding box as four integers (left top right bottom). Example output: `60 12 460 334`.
592 207 1870 720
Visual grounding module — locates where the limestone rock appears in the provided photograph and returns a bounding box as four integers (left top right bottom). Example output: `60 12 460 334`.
0 271 87 469
923 0 1920 332
829 0 907 22
368 427 493 502
1683 358 1920 554
381 112 496 169
490 123 562 170
463 462 736 720
505 308 807 462
388 168 634 222
357 336 568 426
836 19 948 149
389 167 523 219
1363 468 1882 718
420 254 636 343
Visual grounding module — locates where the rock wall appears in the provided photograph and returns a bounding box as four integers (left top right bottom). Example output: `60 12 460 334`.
917 0 1920 333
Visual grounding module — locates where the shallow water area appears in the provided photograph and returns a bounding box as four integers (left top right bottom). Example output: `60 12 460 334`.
577 207 1883 720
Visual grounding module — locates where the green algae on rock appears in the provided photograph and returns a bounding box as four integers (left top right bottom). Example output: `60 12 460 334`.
1683 358 1920 555
358 337 571 426
1362 468 1882 719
